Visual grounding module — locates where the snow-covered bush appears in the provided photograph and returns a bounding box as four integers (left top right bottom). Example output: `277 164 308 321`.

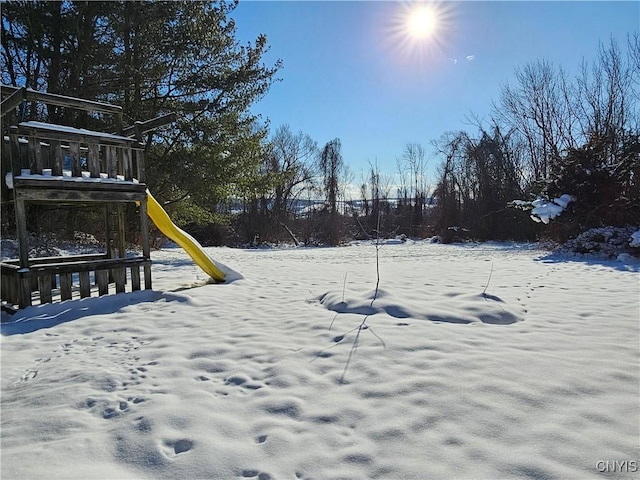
556 226 639 259
511 194 576 224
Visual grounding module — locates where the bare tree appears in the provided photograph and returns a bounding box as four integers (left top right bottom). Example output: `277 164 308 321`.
268 124 318 220
395 156 410 208
494 60 575 181
319 138 344 245
398 143 429 235
575 38 637 158
432 127 532 241
628 33 640 103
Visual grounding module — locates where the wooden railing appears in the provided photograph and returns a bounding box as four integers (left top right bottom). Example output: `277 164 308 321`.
1 254 151 309
1 85 124 129
10 121 145 182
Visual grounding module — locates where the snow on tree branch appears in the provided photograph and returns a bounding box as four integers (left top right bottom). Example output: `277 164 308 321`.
510 194 576 224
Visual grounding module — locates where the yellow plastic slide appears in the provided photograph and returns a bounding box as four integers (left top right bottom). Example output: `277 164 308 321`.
146 190 226 282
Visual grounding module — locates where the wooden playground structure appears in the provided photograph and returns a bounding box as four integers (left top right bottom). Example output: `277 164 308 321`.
1 86 174 312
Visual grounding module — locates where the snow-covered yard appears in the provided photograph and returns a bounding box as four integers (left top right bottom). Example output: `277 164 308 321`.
1 241 638 479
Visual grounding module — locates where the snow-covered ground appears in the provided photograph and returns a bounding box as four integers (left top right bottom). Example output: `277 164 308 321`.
1 241 638 479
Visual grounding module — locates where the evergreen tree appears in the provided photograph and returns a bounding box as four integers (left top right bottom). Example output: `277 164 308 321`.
545 131 640 236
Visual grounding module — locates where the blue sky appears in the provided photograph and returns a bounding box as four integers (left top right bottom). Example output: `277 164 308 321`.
232 1 639 182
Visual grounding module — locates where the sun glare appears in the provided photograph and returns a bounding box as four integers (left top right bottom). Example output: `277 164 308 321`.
407 6 437 39
383 1 454 69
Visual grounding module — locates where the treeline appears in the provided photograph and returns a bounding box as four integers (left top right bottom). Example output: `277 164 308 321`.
235 36 640 246
2 1 638 247
433 40 640 243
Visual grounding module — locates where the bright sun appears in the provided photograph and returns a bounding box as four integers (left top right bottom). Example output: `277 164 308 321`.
385 1 453 67
407 5 437 39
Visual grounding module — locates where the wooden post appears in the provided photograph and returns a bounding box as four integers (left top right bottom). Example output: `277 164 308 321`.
1 271 10 305
130 265 141 291
41 142 50 171
69 141 81 177
50 140 63 175
38 275 53 304
115 111 123 135
79 271 91 298
0 272 6 303
135 148 145 183
14 198 29 269
117 147 124 177
60 273 73 301
19 274 32 308
114 268 126 293
100 144 107 172
139 197 152 290
12 277 20 306
7 275 19 307
88 142 100 178
96 270 109 296
117 204 126 259
144 264 152 290
9 127 22 179
122 148 133 180
28 137 42 174
104 204 113 259
106 146 117 178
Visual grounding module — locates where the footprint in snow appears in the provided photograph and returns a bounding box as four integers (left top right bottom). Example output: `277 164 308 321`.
15 369 38 384
242 470 272 480
224 373 264 391
161 438 194 457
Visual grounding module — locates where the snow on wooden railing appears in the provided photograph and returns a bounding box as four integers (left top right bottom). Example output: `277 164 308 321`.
8 121 145 183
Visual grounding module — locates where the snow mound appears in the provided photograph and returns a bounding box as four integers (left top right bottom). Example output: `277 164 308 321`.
557 226 640 260
318 286 523 325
